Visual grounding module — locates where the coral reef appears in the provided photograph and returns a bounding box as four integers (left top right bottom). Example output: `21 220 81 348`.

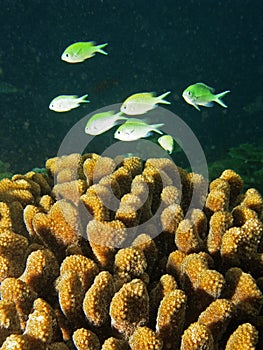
0 153 262 349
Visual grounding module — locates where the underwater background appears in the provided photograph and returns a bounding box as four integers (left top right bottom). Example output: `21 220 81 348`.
0 0 262 190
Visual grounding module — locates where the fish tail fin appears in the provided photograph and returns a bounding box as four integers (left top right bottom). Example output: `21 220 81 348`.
79 94 90 103
96 43 108 55
156 91 171 104
153 123 164 134
215 90 230 108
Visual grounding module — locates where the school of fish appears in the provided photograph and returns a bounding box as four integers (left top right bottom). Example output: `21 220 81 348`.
49 40 231 154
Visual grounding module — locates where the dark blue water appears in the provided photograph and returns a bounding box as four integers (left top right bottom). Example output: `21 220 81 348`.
0 0 262 189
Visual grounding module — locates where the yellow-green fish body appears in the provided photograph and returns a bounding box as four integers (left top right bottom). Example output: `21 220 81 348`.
61 41 108 63
49 94 89 112
121 91 171 115
158 135 174 154
114 118 164 141
85 111 127 135
182 82 230 111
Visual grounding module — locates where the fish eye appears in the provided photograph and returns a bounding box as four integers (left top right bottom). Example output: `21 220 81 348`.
123 106 126 109
187 91 191 96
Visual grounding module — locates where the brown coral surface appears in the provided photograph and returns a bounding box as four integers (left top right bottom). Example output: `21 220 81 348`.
0 153 262 349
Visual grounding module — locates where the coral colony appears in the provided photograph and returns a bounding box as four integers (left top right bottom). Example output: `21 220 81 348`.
0 153 262 349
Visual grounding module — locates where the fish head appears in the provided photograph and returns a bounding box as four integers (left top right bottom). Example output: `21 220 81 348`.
182 88 194 105
61 50 83 63
49 100 62 111
85 124 97 135
85 119 106 135
182 88 201 110
120 101 138 115
114 124 137 141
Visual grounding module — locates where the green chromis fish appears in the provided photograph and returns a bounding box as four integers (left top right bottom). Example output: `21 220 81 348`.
182 82 230 111
49 94 89 112
85 111 127 135
120 91 171 115
114 118 164 141
61 41 108 63
158 135 174 154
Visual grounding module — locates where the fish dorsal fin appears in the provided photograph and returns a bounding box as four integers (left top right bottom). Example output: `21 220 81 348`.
196 82 215 93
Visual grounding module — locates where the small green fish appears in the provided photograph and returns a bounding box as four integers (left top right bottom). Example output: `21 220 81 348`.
61 41 108 63
158 135 174 154
182 82 230 111
114 118 164 141
121 91 171 115
49 94 89 112
85 111 127 135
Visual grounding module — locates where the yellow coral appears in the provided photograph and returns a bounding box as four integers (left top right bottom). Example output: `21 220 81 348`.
0 300 21 346
161 203 184 235
224 267 263 317
241 188 263 213
129 326 162 350
109 279 149 339
0 278 37 330
0 202 12 230
111 166 133 196
56 271 85 326
83 271 115 326
24 307 53 344
198 299 235 342
207 211 233 255
132 233 158 272
52 179 87 205
166 250 186 281
206 188 229 212
225 323 258 350
113 247 148 285
0 153 263 348
19 249 59 294
156 289 187 348
60 254 99 290
180 322 214 350
0 229 28 281
220 169 243 205
175 218 203 253
221 218 263 266
90 156 117 184
232 204 258 226
0 334 38 350
161 185 181 206
101 337 129 350
87 219 127 268
46 153 84 181
33 199 82 251
72 328 100 350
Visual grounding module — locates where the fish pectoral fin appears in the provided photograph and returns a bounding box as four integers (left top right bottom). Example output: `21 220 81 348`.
125 129 135 135
193 103 201 111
